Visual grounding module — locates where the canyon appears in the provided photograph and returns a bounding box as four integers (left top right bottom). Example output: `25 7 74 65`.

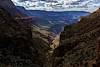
0 0 100 67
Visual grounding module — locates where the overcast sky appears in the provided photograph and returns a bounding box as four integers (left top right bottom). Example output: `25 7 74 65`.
12 0 100 12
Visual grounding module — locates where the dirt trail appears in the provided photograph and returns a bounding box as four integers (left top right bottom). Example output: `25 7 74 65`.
50 35 60 49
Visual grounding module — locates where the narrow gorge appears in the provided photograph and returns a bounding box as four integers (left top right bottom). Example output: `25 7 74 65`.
0 0 100 67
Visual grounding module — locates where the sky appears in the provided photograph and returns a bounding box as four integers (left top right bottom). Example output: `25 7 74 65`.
12 0 100 12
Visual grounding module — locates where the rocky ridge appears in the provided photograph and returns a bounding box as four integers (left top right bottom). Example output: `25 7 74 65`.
52 8 100 67
0 5 50 67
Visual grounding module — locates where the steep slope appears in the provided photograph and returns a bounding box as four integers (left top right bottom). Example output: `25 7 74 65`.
52 8 100 67
0 0 22 16
0 6 49 67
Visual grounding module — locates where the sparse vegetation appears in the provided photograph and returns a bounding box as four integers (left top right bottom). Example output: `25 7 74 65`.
52 8 100 67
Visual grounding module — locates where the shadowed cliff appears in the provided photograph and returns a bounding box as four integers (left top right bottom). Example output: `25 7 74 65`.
0 6 50 67
52 8 100 67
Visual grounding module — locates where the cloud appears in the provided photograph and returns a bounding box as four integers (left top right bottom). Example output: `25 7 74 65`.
11 0 100 12
12 0 33 2
18 0 32 2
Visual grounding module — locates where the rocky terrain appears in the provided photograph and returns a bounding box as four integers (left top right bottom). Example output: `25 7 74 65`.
52 8 100 67
0 0 100 67
0 5 50 67
0 0 23 16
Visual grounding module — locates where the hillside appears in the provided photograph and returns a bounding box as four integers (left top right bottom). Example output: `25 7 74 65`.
0 0 23 16
52 8 100 67
0 0 99 67
0 6 50 67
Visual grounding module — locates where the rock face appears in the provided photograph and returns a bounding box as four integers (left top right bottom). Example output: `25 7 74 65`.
0 0 21 16
52 8 100 67
96 37 100 67
0 6 49 67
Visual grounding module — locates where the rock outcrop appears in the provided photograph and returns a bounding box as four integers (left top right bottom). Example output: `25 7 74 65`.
0 6 49 67
52 8 100 67
0 0 22 16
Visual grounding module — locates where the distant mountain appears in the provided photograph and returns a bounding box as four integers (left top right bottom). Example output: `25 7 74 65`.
27 10 89 24
17 6 90 34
